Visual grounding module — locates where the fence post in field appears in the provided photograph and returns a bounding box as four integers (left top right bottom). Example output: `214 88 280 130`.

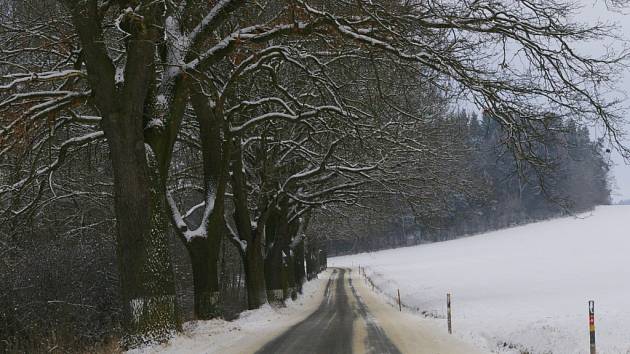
397 289 402 311
589 300 596 354
447 293 452 334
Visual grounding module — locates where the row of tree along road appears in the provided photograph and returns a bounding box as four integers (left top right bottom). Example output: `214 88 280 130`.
0 0 628 352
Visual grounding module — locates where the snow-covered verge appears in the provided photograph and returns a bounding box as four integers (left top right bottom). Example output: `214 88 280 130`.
331 205 630 354
126 271 330 354
350 269 489 354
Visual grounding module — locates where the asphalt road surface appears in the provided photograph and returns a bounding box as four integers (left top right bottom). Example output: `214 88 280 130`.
255 268 402 354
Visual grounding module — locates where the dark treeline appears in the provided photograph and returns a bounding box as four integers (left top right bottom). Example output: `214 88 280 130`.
0 0 627 353
326 112 612 256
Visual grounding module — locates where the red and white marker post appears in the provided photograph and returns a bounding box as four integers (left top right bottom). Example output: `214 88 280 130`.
589 300 596 354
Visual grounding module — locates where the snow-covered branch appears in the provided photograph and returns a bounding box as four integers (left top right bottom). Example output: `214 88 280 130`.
0 70 85 91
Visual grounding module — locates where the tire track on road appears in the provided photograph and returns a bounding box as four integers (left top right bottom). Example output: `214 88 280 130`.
255 268 401 354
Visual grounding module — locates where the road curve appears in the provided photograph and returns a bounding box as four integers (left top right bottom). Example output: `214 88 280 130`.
255 268 401 354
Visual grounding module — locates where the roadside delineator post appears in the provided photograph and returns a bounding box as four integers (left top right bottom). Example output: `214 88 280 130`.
397 289 402 311
589 300 596 354
447 293 452 334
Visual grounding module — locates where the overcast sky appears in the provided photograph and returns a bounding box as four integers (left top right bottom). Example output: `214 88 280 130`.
578 1 630 202
459 1 630 201
471 1 630 202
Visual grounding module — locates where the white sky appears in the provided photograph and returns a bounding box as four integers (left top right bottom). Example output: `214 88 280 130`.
578 1 630 202
455 1 630 201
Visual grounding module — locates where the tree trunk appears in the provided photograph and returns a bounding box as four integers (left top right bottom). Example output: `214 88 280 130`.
173 89 229 320
68 7 183 347
284 215 300 300
264 208 287 303
285 249 297 300
186 235 220 319
243 230 267 309
305 245 316 280
294 240 306 293
187 205 227 320
107 122 179 348
320 248 328 272
264 246 285 302
230 139 268 309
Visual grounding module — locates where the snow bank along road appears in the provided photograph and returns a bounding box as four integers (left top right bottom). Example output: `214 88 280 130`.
256 268 486 354
332 205 630 354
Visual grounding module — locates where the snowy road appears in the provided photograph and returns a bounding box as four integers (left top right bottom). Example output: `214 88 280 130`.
255 268 400 354
255 268 485 354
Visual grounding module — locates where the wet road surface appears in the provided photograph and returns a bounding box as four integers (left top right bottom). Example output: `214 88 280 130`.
255 268 401 354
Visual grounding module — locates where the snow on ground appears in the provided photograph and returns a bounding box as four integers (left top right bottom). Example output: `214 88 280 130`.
350 269 489 354
331 205 630 354
127 271 329 354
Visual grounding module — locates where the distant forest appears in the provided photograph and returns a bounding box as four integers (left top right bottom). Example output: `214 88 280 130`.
324 112 611 256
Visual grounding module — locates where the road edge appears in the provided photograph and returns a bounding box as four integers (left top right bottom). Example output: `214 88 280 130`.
348 267 490 354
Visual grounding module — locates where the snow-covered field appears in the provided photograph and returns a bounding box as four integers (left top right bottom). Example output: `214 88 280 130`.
331 205 630 354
